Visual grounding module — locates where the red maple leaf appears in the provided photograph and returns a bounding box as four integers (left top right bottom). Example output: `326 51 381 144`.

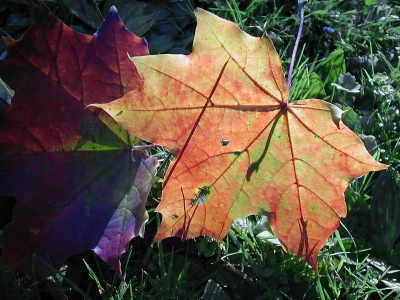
0 4 157 280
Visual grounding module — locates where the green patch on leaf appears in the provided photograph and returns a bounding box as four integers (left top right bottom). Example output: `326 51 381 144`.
191 185 212 206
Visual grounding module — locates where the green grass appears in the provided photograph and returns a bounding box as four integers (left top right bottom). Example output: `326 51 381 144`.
1 0 400 299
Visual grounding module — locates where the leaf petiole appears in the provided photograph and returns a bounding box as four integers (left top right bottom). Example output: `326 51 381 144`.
131 144 161 150
131 144 161 161
287 0 307 91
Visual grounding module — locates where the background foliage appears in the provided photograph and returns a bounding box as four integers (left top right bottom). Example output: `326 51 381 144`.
1 0 400 299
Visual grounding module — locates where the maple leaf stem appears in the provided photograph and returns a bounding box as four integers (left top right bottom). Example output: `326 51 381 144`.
287 0 306 91
131 144 161 149
131 144 161 159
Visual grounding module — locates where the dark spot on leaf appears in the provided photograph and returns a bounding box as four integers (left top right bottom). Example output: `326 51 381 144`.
116 110 123 116
221 138 229 146
172 214 178 219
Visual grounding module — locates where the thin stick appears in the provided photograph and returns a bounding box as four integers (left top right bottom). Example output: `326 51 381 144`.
287 0 307 90
90 0 105 22
131 144 161 150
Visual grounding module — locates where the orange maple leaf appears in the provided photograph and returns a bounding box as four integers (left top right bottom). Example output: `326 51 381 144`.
91 9 387 270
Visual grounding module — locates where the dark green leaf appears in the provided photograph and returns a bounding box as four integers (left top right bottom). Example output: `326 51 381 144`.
201 279 231 300
316 48 345 93
120 1 159 37
358 134 378 156
371 169 400 257
304 72 326 99
341 107 361 131
67 0 104 29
